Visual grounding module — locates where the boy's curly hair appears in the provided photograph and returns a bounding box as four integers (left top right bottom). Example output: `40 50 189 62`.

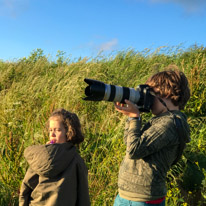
48 108 84 144
146 65 190 110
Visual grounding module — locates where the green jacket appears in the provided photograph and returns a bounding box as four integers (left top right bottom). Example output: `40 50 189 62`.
19 142 90 206
118 111 190 202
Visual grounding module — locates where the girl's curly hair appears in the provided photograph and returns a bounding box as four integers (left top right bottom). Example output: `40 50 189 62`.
146 65 190 110
48 108 84 144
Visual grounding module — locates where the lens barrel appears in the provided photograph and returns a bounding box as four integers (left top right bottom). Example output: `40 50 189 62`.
84 78 140 104
83 78 154 112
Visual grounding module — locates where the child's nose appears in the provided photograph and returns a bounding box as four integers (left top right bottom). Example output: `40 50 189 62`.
51 132 56 137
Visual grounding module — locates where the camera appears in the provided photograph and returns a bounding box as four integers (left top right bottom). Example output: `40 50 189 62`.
83 78 154 112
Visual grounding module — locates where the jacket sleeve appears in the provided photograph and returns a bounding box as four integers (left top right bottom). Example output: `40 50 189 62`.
19 167 39 206
126 117 178 159
76 158 91 206
123 118 141 145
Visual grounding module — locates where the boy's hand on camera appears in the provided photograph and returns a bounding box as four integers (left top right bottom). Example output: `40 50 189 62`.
114 99 140 117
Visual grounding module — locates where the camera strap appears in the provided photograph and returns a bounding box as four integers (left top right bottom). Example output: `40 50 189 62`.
172 115 186 165
157 97 186 165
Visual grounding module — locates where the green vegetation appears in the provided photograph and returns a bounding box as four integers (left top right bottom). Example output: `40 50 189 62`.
0 46 206 205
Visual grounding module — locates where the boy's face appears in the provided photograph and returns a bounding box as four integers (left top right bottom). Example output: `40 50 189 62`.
49 117 67 144
151 88 168 115
151 96 166 115
151 88 179 115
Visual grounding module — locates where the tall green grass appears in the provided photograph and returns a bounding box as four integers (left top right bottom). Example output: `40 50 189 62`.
0 46 206 205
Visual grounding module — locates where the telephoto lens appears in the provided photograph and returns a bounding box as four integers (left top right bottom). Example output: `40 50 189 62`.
83 78 154 112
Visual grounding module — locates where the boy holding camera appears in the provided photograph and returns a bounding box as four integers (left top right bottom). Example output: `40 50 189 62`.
114 66 190 206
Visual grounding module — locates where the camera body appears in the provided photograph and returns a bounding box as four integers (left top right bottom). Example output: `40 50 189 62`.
83 78 154 112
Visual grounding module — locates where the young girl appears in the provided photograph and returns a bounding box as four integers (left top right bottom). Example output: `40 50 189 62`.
113 67 190 206
19 108 90 206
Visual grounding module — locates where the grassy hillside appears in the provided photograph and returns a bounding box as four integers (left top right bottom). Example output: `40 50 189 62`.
0 46 206 205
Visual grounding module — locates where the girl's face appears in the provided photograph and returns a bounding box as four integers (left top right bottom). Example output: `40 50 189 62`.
49 117 67 143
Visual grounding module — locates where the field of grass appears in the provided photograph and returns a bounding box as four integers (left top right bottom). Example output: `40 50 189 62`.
0 46 206 205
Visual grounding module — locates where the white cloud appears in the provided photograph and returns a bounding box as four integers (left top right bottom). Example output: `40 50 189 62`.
0 0 29 18
134 0 206 13
99 38 118 51
155 0 206 12
72 38 119 58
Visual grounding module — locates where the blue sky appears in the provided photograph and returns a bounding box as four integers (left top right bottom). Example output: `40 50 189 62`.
0 0 206 61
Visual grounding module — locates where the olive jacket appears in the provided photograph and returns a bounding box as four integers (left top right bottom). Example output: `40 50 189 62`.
19 142 90 206
118 111 190 202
